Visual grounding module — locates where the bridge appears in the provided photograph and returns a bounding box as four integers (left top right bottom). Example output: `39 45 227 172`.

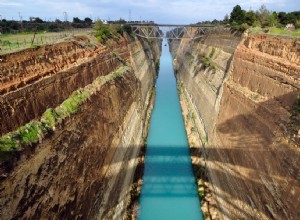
127 23 214 40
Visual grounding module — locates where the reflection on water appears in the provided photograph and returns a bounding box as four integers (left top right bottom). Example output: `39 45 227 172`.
138 40 203 220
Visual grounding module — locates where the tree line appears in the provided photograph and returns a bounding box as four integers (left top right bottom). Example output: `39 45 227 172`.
229 4 299 31
197 5 299 32
0 17 94 34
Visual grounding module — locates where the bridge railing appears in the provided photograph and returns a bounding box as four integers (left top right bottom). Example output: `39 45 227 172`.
127 24 214 40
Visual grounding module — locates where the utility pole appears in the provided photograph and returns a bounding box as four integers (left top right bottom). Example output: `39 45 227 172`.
129 9 131 22
63 11 68 22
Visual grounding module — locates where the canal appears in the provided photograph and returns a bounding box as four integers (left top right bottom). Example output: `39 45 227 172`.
138 39 203 220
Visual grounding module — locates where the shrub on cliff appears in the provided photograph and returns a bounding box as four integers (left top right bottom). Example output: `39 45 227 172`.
197 48 217 74
93 20 131 43
94 20 112 43
0 120 44 151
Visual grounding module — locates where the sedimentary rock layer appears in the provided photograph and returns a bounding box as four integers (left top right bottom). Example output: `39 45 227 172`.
172 29 300 219
0 35 161 219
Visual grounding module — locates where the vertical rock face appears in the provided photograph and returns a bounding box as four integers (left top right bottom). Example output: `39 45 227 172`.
171 29 300 219
214 34 300 219
171 28 242 136
0 36 161 219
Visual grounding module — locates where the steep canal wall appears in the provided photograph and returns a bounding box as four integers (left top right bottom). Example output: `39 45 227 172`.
171 28 300 219
0 35 161 219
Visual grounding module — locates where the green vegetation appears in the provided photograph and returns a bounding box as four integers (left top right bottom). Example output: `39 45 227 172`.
0 120 43 151
0 66 130 154
185 52 195 63
0 17 94 34
55 90 90 121
209 47 216 58
93 20 133 43
155 60 160 73
198 187 205 198
249 26 300 37
198 48 217 74
177 82 183 96
41 109 57 130
228 4 300 33
191 126 197 133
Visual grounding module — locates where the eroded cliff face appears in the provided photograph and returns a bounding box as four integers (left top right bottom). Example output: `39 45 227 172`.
213 34 300 219
171 29 300 219
0 35 161 219
171 28 242 137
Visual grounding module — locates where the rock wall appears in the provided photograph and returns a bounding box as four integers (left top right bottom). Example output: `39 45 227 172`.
171 27 242 138
0 35 161 219
213 34 300 219
0 38 125 135
171 29 300 219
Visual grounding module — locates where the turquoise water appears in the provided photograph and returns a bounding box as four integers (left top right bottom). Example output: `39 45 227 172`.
138 40 203 220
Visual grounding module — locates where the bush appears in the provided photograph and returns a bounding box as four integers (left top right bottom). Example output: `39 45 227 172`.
230 22 249 32
41 108 58 130
198 49 217 74
93 20 128 43
209 47 216 58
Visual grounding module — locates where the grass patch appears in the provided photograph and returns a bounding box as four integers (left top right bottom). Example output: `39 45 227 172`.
0 120 43 152
249 27 300 37
55 89 90 121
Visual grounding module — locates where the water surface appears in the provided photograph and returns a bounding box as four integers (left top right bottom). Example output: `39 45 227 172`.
138 40 203 220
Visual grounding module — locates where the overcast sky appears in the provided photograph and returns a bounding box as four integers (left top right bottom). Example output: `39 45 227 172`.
0 0 298 23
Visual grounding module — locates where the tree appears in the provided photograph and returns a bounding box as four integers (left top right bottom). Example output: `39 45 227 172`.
266 12 278 27
257 4 269 23
230 5 246 25
245 10 259 26
278 12 297 25
278 12 288 25
93 19 104 30
291 11 300 20
286 13 297 25
84 17 92 25
223 14 229 24
73 17 82 23
34 17 43 23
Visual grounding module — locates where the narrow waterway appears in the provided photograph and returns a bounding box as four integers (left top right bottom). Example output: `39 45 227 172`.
138 40 203 220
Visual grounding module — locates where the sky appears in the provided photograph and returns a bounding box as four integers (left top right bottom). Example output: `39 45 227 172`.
0 0 299 24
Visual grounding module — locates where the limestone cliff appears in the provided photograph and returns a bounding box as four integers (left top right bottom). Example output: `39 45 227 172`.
171 28 300 219
0 35 161 219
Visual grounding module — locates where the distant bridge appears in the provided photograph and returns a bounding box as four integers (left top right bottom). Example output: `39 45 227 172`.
127 23 214 40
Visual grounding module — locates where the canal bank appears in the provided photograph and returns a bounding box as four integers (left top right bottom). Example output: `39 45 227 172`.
138 40 203 220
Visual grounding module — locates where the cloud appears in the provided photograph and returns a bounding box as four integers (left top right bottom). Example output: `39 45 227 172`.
0 0 297 23
0 0 23 6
